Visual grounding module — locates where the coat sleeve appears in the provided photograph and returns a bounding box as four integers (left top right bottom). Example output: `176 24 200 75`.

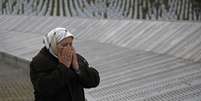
30 60 75 97
76 54 100 88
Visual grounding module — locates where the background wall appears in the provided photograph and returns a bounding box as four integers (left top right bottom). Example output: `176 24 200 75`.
0 0 201 21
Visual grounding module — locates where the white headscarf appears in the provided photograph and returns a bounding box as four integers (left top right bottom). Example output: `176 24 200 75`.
43 27 74 58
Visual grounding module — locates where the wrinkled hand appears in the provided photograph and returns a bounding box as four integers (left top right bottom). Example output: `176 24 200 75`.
58 46 73 68
72 47 79 70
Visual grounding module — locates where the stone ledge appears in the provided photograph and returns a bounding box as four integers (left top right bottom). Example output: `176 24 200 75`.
0 51 30 70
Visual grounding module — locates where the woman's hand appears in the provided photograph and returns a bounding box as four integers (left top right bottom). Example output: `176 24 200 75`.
58 46 73 68
72 47 79 70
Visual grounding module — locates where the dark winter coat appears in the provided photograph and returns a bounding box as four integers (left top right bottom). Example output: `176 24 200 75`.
30 47 100 101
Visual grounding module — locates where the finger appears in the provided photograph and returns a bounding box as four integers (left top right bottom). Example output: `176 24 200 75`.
72 49 77 60
63 48 68 65
57 45 63 55
64 47 72 67
58 46 64 57
70 47 75 54
63 47 67 55
66 47 72 59
72 47 76 54
73 53 78 64
65 47 71 56
67 50 72 62
69 50 73 64
65 47 71 61
72 47 76 52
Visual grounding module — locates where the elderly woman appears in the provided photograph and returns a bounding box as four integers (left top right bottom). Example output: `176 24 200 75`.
30 28 100 101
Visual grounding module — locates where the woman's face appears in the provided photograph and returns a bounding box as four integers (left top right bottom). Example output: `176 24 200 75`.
58 37 73 48
56 37 73 55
